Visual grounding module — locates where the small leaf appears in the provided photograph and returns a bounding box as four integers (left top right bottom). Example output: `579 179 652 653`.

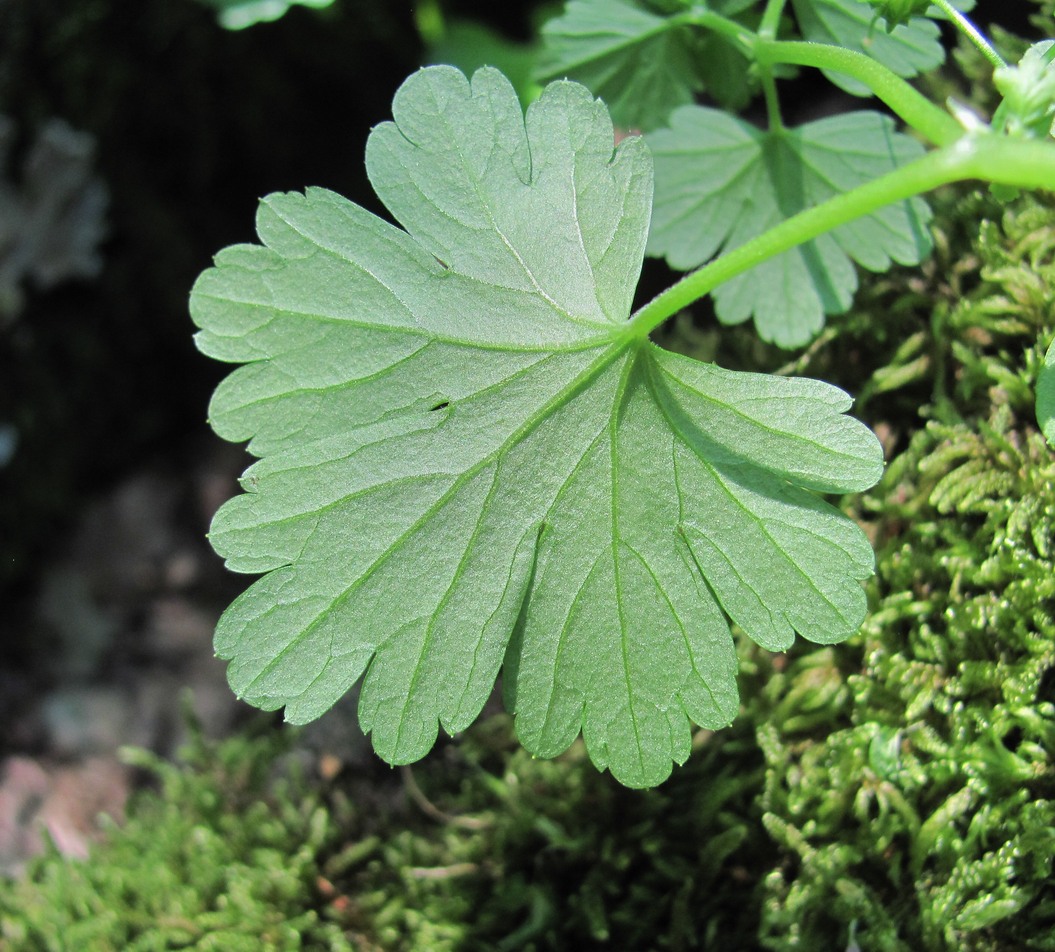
993 41 1055 140
1036 337 1055 447
696 31 757 112
790 0 945 96
196 0 335 30
646 107 932 347
535 0 702 130
192 66 883 788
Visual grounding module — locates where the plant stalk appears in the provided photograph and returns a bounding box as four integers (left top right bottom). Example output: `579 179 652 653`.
628 135 1055 339
755 39 964 146
931 0 1006 68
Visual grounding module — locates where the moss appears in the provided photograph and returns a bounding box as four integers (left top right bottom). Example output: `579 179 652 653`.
335 717 771 952
756 418 1055 951
0 718 354 951
748 193 1055 952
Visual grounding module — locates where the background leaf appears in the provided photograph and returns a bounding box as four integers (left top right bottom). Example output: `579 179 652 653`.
535 0 702 130
195 0 335 30
646 106 933 347
192 66 883 787
790 0 945 96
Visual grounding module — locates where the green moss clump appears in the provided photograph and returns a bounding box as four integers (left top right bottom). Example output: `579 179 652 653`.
334 718 772 952
0 720 352 951
0 713 776 951
750 195 1055 952
757 417 1055 951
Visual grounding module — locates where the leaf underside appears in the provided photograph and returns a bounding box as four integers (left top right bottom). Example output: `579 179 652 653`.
646 106 933 348
191 66 883 788
535 0 702 131
791 0 945 96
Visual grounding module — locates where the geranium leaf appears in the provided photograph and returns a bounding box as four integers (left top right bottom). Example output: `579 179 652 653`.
790 0 946 96
197 0 335 30
191 66 883 788
646 106 932 347
535 0 703 130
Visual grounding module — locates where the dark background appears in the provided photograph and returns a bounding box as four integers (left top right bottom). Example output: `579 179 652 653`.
0 0 545 596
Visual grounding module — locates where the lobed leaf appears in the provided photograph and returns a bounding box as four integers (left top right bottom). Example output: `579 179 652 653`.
535 0 703 130
197 0 335 30
192 66 883 788
646 106 933 347
790 0 946 96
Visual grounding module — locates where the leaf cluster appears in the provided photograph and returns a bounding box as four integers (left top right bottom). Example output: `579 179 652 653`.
538 0 942 344
537 0 954 124
189 0 1055 788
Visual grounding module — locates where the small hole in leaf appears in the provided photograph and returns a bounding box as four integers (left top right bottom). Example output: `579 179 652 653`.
430 400 450 412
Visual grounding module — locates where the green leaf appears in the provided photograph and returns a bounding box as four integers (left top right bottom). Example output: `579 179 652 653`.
993 41 1055 141
191 66 883 788
696 30 756 112
426 19 542 109
1036 337 1055 447
790 0 945 96
535 0 702 130
646 107 932 347
196 0 335 30
864 0 933 32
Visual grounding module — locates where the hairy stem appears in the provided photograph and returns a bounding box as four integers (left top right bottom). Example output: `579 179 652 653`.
759 0 788 38
931 0 1006 68
678 7 754 45
756 39 964 146
628 135 1055 340
761 67 784 131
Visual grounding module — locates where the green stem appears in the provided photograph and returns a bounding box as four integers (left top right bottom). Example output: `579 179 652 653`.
756 39 964 146
761 68 784 131
628 135 1055 340
931 0 1006 68
413 0 445 46
759 0 787 38
680 7 755 48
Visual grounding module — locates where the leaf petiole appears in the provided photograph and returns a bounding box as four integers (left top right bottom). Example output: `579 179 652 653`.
931 0 1006 69
677 6 755 48
628 133 1055 340
759 0 788 39
755 39 964 146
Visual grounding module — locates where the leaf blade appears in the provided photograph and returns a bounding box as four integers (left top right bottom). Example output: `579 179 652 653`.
192 66 884 788
535 0 702 130
791 0 945 96
646 107 933 347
